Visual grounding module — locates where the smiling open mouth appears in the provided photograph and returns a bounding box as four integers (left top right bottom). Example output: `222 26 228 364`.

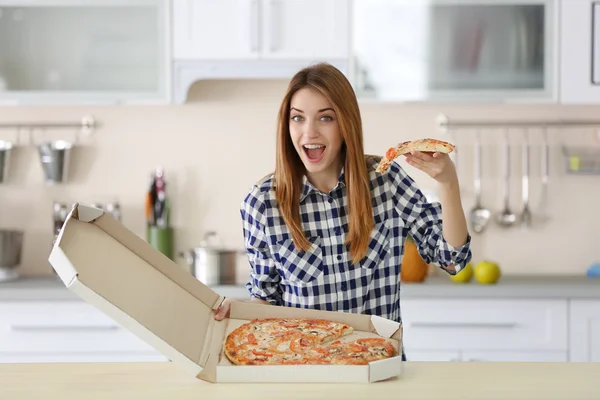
303 144 326 162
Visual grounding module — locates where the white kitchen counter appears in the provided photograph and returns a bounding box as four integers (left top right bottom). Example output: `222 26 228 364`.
1 275 599 301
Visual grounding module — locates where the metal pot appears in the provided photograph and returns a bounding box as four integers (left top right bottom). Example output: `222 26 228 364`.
0 229 24 282
179 232 244 286
0 229 24 267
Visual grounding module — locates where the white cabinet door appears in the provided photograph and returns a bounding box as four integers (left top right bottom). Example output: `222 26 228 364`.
260 0 348 60
351 0 557 102
401 299 569 351
0 0 169 105
0 353 167 363
462 351 568 362
559 0 600 103
172 0 259 60
569 300 600 362
0 301 165 363
406 350 461 362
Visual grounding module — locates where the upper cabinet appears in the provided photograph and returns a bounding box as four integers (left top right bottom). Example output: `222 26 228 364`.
560 0 600 104
173 0 348 61
350 0 557 103
172 0 258 60
171 0 349 103
0 0 170 105
0 0 598 105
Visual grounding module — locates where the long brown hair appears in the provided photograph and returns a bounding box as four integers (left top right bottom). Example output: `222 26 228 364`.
274 63 373 265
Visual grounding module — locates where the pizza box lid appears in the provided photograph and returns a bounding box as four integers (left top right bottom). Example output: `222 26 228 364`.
48 203 403 383
48 203 225 378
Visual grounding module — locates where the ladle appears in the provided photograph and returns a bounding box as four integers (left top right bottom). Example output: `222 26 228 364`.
520 131 532 228
469 131 490 234
497 131 517 228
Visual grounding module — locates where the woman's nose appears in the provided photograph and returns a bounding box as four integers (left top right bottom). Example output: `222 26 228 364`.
304 121 319 138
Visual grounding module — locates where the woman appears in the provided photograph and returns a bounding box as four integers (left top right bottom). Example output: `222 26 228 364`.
215 63 472 359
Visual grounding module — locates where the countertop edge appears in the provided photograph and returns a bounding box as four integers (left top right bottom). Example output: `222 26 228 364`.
1 276 600 301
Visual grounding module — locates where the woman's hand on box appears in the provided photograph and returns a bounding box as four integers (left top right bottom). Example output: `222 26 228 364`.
214 297 235 320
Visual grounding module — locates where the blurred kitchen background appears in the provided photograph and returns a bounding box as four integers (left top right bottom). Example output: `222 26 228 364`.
0 0 598 277
0 0 599 364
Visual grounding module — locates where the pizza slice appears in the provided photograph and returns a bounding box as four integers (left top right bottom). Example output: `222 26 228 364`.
376 138 456 173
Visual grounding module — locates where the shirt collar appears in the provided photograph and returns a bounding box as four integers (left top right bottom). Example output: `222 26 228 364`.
300 167 346 203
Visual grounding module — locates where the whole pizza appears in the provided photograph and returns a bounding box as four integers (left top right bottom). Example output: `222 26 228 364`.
376 138 456 173
224 318 396 365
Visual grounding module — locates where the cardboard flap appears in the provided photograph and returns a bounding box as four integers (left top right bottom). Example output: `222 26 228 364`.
74 203 104 222
48 203 225 377
370 315 401 338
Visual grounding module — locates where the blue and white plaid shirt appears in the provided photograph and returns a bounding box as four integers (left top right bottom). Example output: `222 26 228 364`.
240 156 472 324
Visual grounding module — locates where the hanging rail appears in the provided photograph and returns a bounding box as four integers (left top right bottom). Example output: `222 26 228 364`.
0 115 96 135
436 114 600 131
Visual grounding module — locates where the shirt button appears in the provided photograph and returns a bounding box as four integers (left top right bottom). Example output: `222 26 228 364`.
340 283 347 291
337 255 342 261
328 198 333 203
334 227 341 235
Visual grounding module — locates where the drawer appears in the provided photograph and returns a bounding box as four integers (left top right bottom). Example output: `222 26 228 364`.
0 353 168 363
461 350 568 362
0 300 158 355
400 299 568 351
0 301 117 327
406 350 461 362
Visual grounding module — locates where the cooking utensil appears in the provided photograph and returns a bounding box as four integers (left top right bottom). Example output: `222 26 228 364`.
146 167 169 228
38 140 72 185
497 132 517 228
178 232 243 286
0 229 24 282
469 131 490 234
520 132 532 228
532 129 551 227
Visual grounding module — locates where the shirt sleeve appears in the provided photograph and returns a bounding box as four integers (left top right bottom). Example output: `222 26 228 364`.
240 187 283 305
387 161 472 274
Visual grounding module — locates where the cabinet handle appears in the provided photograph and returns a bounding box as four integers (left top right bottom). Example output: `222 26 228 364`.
269 0 281 52
10 325 120 332
250 0 260 52
410 322 518 329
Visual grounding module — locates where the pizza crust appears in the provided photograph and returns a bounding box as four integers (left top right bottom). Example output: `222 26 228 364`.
220 318 399 366
376 138 455 173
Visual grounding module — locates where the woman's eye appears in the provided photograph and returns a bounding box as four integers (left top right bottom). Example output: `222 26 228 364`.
321 116 333 122
291 115 303 122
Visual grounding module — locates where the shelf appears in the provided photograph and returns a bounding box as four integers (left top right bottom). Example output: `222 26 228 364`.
562 146 600 175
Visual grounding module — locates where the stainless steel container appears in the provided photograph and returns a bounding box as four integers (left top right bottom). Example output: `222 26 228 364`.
38 140 72 185
0 229 23 267
0 140 13 184
0 229 24 282
179 232 244 286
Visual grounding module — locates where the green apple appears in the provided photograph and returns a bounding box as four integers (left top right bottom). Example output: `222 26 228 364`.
449 263 473 283
474 260 501 284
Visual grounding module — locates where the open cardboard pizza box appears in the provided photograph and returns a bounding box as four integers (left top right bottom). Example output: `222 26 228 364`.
48 203 404 383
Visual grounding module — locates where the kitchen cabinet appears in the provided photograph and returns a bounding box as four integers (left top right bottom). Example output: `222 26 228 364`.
400 298 569 362
172 0 348 61
171 0 349 104
350 0 557 103
559 0 600 103
569 299 600 362
172 0 258 60
407 350 461 362
408 350 567 362
0 0 170 105
0 300 167 363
